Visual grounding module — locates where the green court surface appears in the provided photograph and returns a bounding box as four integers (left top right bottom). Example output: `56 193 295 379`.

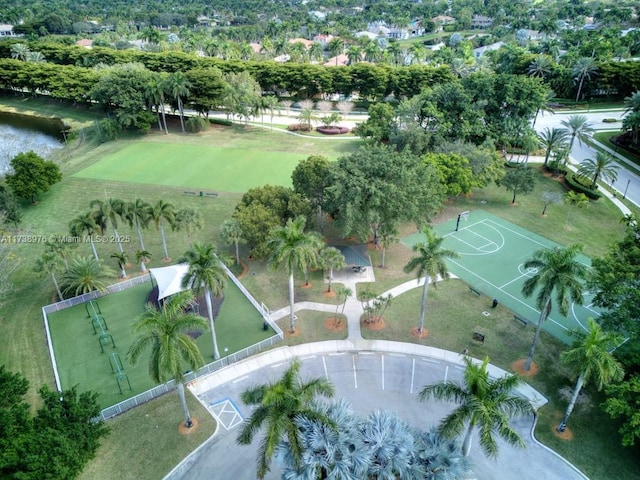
72 142 303 192
403 211 601 344
47 280 273 409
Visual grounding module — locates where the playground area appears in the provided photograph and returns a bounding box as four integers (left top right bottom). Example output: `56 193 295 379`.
403 210 601 344
46 280 273 409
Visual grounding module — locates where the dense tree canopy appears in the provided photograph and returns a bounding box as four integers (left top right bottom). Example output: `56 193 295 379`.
0 365 108 479
5 151 62 203
327 144 445 245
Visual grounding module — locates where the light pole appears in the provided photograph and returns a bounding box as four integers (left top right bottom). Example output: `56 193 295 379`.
622 179 631 200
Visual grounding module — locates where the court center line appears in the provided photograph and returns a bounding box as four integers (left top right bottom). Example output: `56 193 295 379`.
447 257 569 331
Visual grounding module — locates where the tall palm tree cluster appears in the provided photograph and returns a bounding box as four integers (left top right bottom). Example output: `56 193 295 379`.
238 358 535 479
36 197 202 299
622 90 640 147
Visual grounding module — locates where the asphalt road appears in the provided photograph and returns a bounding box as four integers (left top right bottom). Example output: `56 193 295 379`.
167 352 587 480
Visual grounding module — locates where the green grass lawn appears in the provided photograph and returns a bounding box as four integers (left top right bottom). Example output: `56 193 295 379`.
0 95 101 128
278 310 348 346
78 389 216 480
73 142 306 192
47 280 272 409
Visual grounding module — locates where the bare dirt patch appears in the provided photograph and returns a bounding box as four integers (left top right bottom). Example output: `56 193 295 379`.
411 326 429 338
178 417 199 435
511 359 540 377
362 315 386 331
324 317 346 332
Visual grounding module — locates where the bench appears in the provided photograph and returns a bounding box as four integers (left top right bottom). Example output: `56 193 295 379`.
184 191 196 195
205 192 218 197
514 315 528 327
469 287 481 296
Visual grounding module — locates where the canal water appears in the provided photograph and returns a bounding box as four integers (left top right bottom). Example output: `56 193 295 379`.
0 111 64 174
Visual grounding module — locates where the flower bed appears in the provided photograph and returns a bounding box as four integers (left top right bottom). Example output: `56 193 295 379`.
316 126 350 135
287 124 311 132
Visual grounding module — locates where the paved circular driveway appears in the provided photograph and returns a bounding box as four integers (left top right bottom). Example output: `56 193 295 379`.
167 345 587 480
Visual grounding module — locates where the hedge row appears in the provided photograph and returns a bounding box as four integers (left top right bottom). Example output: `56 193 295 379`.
565 172 602 199
209 118 233 126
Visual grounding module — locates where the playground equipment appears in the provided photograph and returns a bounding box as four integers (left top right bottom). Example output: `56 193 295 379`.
109 353 131 394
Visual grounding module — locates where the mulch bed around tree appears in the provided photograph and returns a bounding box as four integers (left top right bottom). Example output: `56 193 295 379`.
324 317 346 332
301 283 313 289
178 418 199 435
552 424 574 441
284 327 300 337
235 261 249 280
511 358 540 377
323 290 336 299
411 327 428 338
361 316 385 330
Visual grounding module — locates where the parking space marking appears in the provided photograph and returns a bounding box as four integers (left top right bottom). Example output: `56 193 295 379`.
232 375 248 384
444 365 449 382
329 352 345 356
359 352 374 355
322 356 328 380
301 355 316 360
352 354 358 389
389 353 405 357
270 362 284 369
209 398 244 431
381 355 385 390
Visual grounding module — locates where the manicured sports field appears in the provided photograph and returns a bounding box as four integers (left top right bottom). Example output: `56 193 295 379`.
73 142 304 192
47 280 272 409
403 210 601 344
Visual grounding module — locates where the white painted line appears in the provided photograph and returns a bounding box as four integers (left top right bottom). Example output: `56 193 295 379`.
301 355 316 360
329 352 345 356
454 366 465 371
322 356 329 381
232 375 248 384
410 358 415 394
352 355 358 389
270 362 284 369
358 351 374 355
381 355 385 390
444 365 449 383
389 353 406 357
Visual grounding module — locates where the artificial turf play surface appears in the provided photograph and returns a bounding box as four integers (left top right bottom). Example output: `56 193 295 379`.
47 280 273 409
72 142 302 192
403 210 601 344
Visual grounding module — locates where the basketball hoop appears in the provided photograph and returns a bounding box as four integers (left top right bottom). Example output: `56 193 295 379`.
455 211 470 231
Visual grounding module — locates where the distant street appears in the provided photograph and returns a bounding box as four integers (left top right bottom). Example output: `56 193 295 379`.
534 109 639 207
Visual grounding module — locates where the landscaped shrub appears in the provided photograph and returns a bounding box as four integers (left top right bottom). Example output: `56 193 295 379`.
545 161 568 177
565 172 602 199
209 118 233 126
287 123 311 132
316 126 350 135
602 118 618 123
186 116 209 133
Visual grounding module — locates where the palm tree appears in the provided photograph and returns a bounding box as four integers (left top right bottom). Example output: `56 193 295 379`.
403 228 459 335
572 57 598 102
308 42 324 63
90 198 125 253
564 191 589 227
34 251 64 301
110 251 128 279
69 212 100 261
527 55 552 78
151 199 176 261
328 38 343 65
127 291 207 428
124 198 152 251
265 216 319 333
166 71 191 133
181 243 226 360
521 244 587 371
135 249 152 273
10 43 29 61
346 45 361 65
419 356 533 458
557 318 624 432
25 51 46 63
335 285 352 316
45 235 76 270
538 127 569 166
318 246 346 293
174 208 202 248
219 219 245 265
577 152 619 189
260 95 279 131
237 358 335 479
560 115 595 152
145 75 169 134
298 108 319 131
622 111 640 146
60 256 114 297
623 90 640 114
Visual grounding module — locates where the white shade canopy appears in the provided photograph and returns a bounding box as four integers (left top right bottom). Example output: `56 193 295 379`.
149 264 190 301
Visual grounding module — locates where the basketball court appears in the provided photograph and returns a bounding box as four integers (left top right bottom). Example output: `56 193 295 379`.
403 210 601 344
